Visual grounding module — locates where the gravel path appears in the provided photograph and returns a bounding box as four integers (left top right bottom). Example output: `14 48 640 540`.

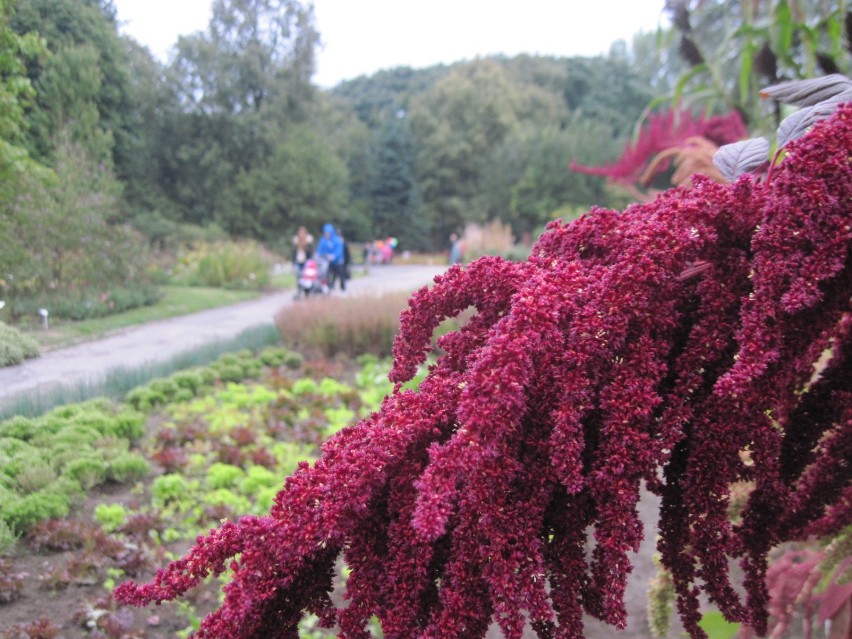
0 264 447 412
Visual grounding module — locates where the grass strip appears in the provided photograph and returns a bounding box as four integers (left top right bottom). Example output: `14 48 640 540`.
0 324 281 420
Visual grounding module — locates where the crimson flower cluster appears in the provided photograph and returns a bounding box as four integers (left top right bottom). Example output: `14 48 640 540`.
116 105 852 638
570 108 747 185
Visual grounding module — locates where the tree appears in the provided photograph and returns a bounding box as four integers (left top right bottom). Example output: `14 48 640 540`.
11 0 133 167
367 115 427 249
171 0 318 115
218 124 349 240
116 101 852 639
408 60 528 244
482 115 621 235
0 0 43 197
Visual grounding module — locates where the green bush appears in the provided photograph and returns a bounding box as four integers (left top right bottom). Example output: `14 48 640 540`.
6 285 162 321
215 363 245 383
0 519 17 556
239 465 278 494
151 474 196 507
171 240 271 290
34 424 102 448
63 456 108 490
170 388 192 403
0 416 38 440
94 503 127 533
3 491 70 534
0 322 40 367
0 437 33 458
49 476 84 503
15 460 56 494
108 410 146 440
206 463 245 489
107 453 151 483
171 370 204 393
126 386 167 412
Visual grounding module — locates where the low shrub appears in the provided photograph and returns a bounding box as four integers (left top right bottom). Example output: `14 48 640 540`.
14 460 56 494
206 463 245 489
274 291 411 358
0 416 37 440
0 520 17 556
107 453 151 483
171 240 271 290
94 503 128 533
3 491 70 534
63 456 108 490
0 321 40 367
5 284 162 321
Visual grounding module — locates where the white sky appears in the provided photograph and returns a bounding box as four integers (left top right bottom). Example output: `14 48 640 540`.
113 1 668 88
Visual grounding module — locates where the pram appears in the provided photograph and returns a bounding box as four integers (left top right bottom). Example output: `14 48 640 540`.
295 258 329 298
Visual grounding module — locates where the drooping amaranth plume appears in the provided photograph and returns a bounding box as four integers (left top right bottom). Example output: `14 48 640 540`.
116 104 852 639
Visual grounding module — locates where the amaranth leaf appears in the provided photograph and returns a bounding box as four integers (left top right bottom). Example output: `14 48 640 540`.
713 138 770 181
760 74 852 106
777 90 852 149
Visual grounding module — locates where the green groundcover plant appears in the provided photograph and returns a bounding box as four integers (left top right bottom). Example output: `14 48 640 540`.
0 321 39 367
116 102 851 638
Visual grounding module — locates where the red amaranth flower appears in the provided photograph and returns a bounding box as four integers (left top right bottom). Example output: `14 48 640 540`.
570 108 748 187
116 104 852 639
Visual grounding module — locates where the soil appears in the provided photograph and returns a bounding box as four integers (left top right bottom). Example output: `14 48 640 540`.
0 480 681 638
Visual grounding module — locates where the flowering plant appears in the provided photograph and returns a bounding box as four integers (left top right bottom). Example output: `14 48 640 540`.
116 103 851 639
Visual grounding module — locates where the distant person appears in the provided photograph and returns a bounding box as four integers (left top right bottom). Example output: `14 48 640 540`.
291 226 313 274
380 237 396 264
317 223 346 291
341 231 352 283
448 232 462 265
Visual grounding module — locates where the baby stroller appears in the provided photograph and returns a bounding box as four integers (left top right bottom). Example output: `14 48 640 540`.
295 257 329 298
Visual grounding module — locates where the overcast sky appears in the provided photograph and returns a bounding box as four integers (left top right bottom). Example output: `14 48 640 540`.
113 0 668 88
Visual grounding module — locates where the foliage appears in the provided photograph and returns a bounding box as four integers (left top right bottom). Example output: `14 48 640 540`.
366 115 425 249
0 0 44 198
0 137 156 319
0 398 148 535
6 284 162 321
11 0 133 167
482 116 620 235
0 519 17 556
658 1 851 131
0 321 39 367
217 125 350 241
170 240 271 290
116 104 851 638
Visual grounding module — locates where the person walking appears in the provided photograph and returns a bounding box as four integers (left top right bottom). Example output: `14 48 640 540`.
448 232 462 265
292 226 314 274
316 223 346 291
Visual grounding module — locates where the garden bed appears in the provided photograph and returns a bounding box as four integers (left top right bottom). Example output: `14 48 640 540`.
0 348 403 638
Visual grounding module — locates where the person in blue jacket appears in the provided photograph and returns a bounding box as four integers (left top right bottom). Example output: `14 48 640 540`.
316 223 346 291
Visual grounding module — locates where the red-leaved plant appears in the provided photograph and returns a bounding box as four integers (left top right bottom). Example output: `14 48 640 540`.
115 103 852 638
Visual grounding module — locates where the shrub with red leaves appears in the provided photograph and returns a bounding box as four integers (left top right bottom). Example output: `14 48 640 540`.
116 105 852 638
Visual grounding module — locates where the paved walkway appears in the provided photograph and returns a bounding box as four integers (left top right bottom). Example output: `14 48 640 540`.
0 264 447 412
